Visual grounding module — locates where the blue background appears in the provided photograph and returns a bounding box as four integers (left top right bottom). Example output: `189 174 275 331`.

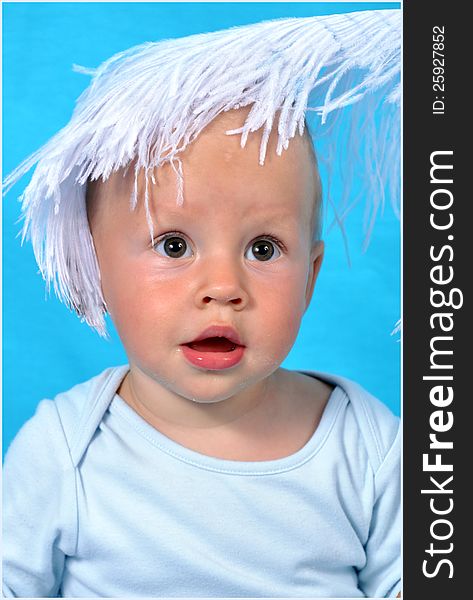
2 2 400 456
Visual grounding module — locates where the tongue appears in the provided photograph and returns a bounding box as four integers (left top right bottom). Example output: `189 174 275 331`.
188 337 237 352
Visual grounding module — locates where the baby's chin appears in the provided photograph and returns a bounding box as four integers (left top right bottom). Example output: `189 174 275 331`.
187 396 229 405
175 380 255 405
173 369 277 405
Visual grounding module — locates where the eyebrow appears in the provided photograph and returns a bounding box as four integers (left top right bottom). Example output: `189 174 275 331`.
151 207 300 227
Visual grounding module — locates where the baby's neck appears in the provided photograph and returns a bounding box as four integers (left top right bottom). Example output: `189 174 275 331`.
120 367 276 430
118 368 332 461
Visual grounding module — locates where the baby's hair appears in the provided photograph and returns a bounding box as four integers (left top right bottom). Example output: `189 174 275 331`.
303 124 323 243
85 122 323 246
3 10 400 336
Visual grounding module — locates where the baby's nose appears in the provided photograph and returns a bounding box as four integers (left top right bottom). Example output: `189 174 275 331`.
201 292 244 306
195 262 249 310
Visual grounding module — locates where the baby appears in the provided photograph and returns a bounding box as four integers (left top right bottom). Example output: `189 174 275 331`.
3 11 401 599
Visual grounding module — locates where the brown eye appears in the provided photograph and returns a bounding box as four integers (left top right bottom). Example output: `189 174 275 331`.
154 236 192 259
245 239 280 262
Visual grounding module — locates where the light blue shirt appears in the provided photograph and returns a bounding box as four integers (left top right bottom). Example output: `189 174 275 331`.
3 366 400 598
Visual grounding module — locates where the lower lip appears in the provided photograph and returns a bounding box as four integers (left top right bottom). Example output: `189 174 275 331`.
181 345 245 370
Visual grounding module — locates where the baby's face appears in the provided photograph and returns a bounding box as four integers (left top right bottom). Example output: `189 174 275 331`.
88 109 323 403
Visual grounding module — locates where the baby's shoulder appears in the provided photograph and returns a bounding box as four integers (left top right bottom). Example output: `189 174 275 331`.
302 371 400 473
54 364 125 422
338 375 399 474
5 365 128 469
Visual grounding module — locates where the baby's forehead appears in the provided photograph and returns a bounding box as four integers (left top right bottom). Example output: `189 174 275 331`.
152 192 307 227
91 114 318 226
111 169 313 225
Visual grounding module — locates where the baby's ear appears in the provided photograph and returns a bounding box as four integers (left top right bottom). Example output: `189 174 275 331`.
304 241 324 310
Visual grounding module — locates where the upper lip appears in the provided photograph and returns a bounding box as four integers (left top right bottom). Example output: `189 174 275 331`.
184 325 243 346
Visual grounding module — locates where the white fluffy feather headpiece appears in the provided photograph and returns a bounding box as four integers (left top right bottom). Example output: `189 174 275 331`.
3 9 401 336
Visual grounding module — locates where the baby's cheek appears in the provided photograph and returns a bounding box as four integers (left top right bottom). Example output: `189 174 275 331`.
257 277 307 359
265 266 308 316
107 274 171 349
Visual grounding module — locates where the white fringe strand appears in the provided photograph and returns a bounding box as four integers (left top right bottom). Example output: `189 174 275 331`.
3 9 401 335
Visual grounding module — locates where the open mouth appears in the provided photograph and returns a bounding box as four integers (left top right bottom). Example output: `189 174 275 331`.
181 328 245 370
186 337 238 353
